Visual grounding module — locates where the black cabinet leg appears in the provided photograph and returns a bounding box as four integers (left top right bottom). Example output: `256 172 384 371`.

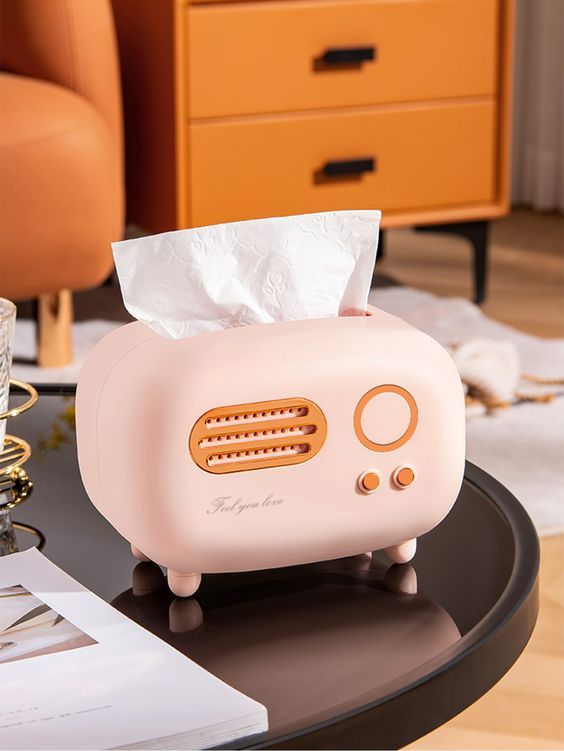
414 221 490 304
471 222 489 305
375 228 386 263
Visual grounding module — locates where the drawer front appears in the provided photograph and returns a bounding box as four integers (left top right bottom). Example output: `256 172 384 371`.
187 0 498 119
188 101 496 227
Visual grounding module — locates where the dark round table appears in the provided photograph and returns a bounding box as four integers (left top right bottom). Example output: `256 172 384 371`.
7 386 539 750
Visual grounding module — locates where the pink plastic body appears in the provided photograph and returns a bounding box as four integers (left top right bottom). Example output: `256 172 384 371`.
76 309 465 596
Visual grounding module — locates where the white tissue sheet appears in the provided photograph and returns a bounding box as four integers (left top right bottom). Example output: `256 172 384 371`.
112 210 381 339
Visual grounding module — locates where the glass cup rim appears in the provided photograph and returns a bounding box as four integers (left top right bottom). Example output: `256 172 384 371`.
0 298 16 322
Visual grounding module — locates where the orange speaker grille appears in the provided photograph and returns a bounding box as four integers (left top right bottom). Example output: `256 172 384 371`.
189 398 327 474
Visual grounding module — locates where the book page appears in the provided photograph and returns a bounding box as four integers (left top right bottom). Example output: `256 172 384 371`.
0 549 267 750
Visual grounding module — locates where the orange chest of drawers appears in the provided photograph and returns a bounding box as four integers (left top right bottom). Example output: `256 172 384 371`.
112 0 514 233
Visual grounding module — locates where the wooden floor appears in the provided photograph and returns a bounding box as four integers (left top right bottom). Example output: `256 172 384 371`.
379 209 564 750
379 208 564 338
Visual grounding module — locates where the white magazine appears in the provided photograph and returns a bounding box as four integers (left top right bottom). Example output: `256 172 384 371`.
0 548 268 750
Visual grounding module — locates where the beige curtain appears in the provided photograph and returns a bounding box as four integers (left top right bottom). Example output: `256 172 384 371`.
511 0 564 211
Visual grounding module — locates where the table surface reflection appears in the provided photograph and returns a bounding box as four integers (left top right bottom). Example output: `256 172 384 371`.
7 389 539 749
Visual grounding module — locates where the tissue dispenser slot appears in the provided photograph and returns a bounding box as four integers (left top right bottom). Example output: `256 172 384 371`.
189 398 327 474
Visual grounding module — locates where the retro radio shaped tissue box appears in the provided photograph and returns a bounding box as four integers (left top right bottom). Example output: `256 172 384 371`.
76 307 465 597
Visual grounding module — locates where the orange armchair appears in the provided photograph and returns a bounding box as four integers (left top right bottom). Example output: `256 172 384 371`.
0 0 124 366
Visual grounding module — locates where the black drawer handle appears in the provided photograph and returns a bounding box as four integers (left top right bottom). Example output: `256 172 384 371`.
321 46 376 65
322 157 376 177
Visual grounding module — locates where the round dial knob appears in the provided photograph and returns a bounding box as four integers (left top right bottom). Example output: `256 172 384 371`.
358 470 381 494
393 465 417 488
354 385 418 452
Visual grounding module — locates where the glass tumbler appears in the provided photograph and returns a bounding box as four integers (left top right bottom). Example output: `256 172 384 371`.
0 298 16 449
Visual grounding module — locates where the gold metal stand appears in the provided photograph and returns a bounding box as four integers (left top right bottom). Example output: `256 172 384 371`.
1 379 38 520
12 522 46 550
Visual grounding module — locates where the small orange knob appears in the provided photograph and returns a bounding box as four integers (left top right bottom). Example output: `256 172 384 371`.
393 465 416 488
358 470 381 493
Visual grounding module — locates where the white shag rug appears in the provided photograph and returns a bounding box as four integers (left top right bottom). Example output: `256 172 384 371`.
11 287 564 536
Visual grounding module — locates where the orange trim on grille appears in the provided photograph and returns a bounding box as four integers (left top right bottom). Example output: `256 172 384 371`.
189 397 327 474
